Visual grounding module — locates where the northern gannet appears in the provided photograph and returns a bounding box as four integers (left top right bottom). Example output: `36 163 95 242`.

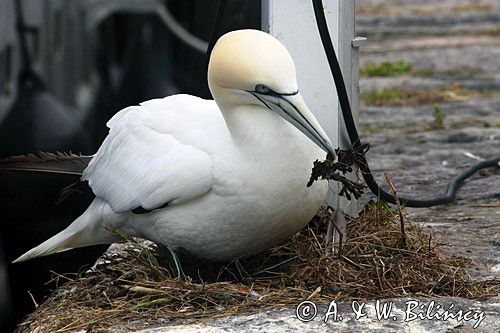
6 29 333 263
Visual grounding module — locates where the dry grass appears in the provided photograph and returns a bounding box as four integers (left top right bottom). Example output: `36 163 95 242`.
449 2 494 13
485 27 500 37
361 85 499 107
357 1 495 16
361 88 449 106
17 202 499 332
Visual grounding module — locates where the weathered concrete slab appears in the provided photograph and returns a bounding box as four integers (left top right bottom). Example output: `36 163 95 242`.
71 297 499 333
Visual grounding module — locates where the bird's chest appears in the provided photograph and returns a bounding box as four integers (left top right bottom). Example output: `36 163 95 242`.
214 137 327 227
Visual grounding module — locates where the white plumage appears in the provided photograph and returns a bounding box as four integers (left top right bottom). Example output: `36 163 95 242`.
12 30 334 262
83 96 220 213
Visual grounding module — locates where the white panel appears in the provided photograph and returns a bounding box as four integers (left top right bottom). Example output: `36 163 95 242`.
262 0 340 153
338 0 359 220
262 0 361 245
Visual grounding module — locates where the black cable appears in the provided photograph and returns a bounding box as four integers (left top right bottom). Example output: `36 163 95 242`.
198 0 227 98
311 0 499 207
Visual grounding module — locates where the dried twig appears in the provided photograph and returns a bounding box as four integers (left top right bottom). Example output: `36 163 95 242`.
428 234 432 258
384 173 406 247
306 286 322 300
330 219 344 258
324 206 335 252
27 290 39 309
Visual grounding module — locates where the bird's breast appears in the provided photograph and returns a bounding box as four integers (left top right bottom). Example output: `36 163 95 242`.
210 128 329 242
139 119 329 261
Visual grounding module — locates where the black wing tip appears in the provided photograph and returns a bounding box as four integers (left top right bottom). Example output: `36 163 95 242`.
132 202 170 215
55 180 91 205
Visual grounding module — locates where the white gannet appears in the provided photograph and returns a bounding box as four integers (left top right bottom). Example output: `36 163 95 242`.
7 29 334 263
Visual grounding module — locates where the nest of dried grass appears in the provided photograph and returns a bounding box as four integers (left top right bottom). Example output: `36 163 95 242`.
17 202 499 332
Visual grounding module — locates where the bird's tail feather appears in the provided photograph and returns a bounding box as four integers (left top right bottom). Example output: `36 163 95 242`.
0 152 92 176
13 201 119 263
12 226 86 263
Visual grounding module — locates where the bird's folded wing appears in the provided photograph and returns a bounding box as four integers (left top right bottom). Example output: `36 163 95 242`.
82 96 215 214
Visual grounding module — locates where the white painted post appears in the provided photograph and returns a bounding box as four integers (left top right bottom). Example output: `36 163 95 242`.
262 0 364 246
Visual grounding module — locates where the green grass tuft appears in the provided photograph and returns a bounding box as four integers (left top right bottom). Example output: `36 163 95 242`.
360 60 413 77
432 104 446 128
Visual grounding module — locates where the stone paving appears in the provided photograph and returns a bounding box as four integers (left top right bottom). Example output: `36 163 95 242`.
357 0 499 281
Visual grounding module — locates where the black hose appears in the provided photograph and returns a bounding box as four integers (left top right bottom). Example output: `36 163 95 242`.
311 0 499 207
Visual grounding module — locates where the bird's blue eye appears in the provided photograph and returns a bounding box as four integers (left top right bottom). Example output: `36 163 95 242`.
255 84 271 94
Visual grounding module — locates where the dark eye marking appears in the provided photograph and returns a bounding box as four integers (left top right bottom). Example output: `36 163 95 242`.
255 84 271 94
253 84 299 97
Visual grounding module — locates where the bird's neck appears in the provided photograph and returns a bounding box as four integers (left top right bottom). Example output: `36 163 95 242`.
227 105 282 142
211 87 320 160
216 102 305 159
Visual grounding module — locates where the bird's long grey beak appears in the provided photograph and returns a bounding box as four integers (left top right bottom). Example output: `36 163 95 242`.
251 91 334 154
